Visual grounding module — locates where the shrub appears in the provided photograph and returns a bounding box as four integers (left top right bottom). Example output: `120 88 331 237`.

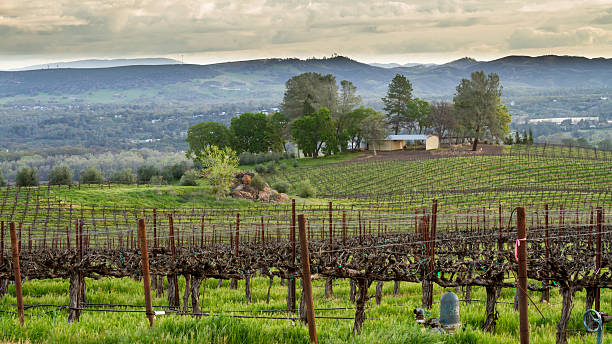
254 164 266 173
110 169 137 184
16 167 39 187
0 171 5 187
162 162 188 182
180 170 199 186
272 181 291 194
149 175 166 185
292 160 299 168
137 165 160 183
250 174 267 191
80 166 104 184
238 151 295 166
295 180 316 198
266 163 277 173
49 165 73 185
278 162 288 171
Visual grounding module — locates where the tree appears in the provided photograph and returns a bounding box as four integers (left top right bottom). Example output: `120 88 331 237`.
137 165 160 183
453 71 510 151
528 128 534 144
269 112 289 152
49 165 73 185
359 111 387 155
597 138 612 150
408 98 431 133
382 74 413 135
345 107 377 149
16 166 38 187
162 162 187 182
281 73 338 120
111 169 137 184
198 145 239 200
186 122 234 161
290 107 335 158
80 166 104 184
427 102 457 139
230 112 274 153
334 80 362 151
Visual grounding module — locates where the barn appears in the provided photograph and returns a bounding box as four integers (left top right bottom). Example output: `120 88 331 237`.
370 134 440 151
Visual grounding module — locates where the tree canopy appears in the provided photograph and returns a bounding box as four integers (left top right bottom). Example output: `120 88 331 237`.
229 112 274 153
453 71 510 150
359 110 387 155
290 107 335 158
382 74 413 135
281 72 338 119
186 121 234 161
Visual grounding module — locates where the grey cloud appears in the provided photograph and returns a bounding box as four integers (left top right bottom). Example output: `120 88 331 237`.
435 17 481 28
592 14 612 25
1 0 612 62
508 27 610 49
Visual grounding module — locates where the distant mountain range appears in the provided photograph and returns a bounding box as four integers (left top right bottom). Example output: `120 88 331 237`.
10 58 180 71
2 55 612 105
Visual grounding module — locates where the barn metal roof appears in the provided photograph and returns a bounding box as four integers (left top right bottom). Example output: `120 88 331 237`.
385 134 435 141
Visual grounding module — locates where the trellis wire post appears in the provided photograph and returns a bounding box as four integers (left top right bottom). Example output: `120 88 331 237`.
595 207 602 311
517 207 529 344
287 199 296 313
298 214 318 344
137 219 154 327
9 222 24 326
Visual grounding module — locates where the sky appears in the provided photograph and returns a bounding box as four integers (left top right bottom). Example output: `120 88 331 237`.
2 0 612 69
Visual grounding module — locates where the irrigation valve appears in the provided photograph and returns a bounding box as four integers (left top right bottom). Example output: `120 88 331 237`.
583 309 611 344
439 291 461 333
413 308 426 324
414 292 462 334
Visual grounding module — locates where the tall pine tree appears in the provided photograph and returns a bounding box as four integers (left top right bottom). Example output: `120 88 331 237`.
382 74 413 135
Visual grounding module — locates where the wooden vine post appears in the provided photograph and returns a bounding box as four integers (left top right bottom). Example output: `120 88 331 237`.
167 213 180 309
137 219 154 327
428 199 437 308
595 207 602 311
517 207 529 344
287 199 296 313
297 214 317 344
324 201 333 298
9 222 25 325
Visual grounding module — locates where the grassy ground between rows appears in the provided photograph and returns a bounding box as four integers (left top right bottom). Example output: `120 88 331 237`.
0 276 609 343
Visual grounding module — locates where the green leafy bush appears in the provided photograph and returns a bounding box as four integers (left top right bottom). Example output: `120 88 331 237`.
162 162 188 182
254 164 266 173
278 162 288 171
272 181 290 194
250 174 267 191
137 165 160 183
0 171 5 187
238 151 295 165
149 175 166 185
80 166 104 184
49 165 73 185
292 160 299 168
110 169 137 184
16 167 39 187
295 180 316 198
265 163 277 173
180 170 199 186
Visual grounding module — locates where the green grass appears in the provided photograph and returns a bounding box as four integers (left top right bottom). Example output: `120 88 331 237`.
0 276 609 343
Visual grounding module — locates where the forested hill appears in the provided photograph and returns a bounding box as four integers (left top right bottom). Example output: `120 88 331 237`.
3 55 612 105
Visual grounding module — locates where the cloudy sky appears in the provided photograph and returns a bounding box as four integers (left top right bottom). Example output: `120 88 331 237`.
2 0 612 68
